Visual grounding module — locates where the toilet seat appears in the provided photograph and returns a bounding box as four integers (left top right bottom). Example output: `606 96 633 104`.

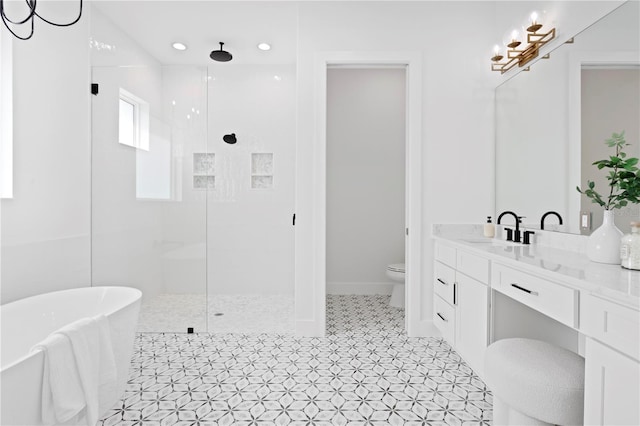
387 263 405 273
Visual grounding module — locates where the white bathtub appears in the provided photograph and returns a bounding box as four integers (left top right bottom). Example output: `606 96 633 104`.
0 286 141 425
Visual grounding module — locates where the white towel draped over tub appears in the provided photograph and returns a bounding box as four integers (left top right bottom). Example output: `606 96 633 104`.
30 314 118 426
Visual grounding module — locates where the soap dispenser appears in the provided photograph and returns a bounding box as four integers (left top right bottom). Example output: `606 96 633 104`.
484 216 495 238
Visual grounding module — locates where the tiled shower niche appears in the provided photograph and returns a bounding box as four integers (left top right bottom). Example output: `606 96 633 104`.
193 153 215 190
251 153 274 189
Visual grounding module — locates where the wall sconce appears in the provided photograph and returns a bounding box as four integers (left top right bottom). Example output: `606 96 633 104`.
491 12 556 74
1 0 83 40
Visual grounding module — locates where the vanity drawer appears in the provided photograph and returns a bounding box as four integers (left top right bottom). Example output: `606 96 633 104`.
492 263 578 328
434 294 455 344
457 250 490 284
582 294 640 361
435 243 456 268
434 261 456 305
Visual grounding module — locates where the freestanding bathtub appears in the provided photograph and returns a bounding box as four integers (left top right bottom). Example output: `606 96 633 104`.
0 286 141 425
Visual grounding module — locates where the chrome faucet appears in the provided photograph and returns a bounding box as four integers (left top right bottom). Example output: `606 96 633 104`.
540 211 563 230
497 211 522 242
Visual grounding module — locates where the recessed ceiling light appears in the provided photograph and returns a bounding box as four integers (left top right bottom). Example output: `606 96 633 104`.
257 42 271 51
172 42 187 51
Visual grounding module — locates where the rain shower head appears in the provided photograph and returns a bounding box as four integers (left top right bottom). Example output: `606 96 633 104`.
210 42 233 62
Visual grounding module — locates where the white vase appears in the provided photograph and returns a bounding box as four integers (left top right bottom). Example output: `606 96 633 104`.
587 210 623 264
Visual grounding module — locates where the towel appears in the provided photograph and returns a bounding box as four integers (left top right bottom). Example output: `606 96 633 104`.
31 333 86 424
58 315 118 426
31 315 118 426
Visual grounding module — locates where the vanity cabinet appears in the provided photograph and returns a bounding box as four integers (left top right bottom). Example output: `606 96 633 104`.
582 293 640 425
584 337 640 425
433 242 490 376
433 234 640 424
492 262 579 329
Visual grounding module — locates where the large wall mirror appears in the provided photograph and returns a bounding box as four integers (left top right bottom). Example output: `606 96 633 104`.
495 1 639 235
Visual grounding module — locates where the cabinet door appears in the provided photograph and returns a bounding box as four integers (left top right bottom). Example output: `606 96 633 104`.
455 273 489 377
584 338 640 425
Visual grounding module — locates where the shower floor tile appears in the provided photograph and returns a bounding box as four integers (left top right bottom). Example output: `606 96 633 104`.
137 293 294 334
99 295 492 425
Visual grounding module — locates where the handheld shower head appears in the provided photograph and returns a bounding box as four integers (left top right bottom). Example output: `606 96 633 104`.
210 42 233 62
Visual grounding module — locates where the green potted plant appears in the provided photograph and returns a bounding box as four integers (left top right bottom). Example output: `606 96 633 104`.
577 131 640 264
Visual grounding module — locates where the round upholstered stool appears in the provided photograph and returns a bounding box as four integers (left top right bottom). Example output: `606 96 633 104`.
485 338 585 426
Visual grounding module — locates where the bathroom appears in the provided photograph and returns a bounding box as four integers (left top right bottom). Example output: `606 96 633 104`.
0 1 638 424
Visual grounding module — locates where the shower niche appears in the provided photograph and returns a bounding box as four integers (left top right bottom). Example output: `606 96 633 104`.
251 153 274 189
193 153 216 190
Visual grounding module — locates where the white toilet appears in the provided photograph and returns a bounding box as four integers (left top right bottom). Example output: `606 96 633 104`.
386 263 405 308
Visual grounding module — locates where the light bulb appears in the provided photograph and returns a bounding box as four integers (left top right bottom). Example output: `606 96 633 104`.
530 11 538 24
526 10 543 33
491 44 504 62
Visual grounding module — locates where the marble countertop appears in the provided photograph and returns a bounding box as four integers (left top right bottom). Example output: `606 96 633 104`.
432 225 639 310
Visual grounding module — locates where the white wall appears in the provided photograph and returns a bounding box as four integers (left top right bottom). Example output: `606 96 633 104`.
295 1 497 336
0 2 90 304
206 64 296 296
326 68 405 293
90 7 167 301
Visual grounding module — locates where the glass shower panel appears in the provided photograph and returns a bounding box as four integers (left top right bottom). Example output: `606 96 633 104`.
91 65 208 332
206 64 296 333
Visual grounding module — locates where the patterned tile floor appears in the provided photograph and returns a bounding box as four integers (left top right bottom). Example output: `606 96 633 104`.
98 295 492 425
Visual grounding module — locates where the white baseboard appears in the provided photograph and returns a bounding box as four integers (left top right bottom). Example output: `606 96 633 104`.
327 281 395 295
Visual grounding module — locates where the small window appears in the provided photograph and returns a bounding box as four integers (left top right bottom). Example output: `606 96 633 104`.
118 88 149 151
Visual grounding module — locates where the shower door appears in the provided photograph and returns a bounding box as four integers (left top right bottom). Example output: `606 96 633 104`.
91 65 209 333
206 64 296 334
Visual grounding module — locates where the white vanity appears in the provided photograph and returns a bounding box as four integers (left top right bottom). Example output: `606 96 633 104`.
432 230 640 425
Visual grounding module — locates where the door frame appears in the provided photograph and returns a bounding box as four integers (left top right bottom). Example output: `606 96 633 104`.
309 51 423 336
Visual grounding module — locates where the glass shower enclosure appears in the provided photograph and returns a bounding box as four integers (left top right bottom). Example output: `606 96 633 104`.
90 62 296 333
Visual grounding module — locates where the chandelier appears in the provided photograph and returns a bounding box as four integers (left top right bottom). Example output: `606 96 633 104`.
1 0 83 40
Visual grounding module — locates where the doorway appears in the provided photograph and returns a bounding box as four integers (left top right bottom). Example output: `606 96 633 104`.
326 66 407 334
300 51 422 336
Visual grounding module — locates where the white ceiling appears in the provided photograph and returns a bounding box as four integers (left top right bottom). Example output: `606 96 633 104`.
92 1 299 65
